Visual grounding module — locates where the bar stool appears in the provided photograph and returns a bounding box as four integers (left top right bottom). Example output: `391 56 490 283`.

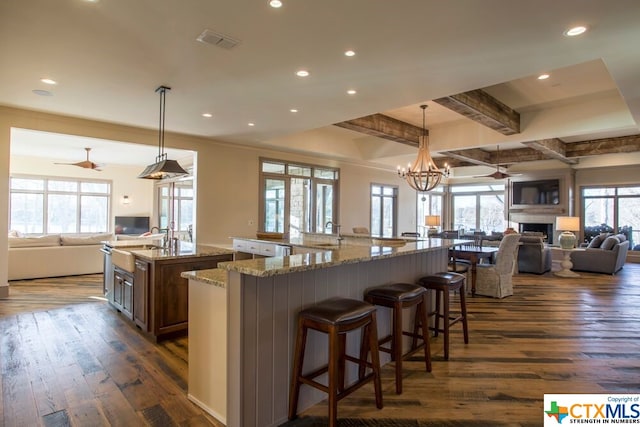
363 283 432 394
418 272 469 360
288 297 383 426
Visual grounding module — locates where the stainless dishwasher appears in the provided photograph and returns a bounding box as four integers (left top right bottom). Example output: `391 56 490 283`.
100 244 114 300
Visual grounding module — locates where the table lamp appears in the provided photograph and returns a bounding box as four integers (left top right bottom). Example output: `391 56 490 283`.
425 215 441 235
556 216 580 249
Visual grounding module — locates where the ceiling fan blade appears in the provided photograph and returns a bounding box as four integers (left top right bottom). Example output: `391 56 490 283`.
54 147 103 171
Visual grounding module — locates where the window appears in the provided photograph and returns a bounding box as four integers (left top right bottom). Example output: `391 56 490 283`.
371 184 398 237
157 179 194 240
582 185 640 249
451 184 505 233
417 189 443 235
10 175 111 234
259 159 339 238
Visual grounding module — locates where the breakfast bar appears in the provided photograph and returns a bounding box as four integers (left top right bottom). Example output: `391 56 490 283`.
184 238 456 427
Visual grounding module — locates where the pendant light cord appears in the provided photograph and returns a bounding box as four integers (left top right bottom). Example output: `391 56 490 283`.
156 85 170 161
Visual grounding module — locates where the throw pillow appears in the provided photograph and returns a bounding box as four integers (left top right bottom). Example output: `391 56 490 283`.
614 234 627 242
600 236 620 250
587 234 605 248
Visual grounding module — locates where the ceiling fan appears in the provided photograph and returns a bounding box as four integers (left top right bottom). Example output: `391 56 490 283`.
55 147 103 171
473 145 520 179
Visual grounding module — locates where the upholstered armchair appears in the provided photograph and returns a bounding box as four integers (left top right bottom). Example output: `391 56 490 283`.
517 235 551 274
475 233 521 298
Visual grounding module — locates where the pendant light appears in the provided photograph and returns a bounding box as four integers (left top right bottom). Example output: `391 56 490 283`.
397 104 449 192
138 86 189 179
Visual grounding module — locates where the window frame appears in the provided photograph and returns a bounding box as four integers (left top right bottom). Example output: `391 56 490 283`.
9 174 112 235
450 183 505 233
370 183 398 238
258 158 340 237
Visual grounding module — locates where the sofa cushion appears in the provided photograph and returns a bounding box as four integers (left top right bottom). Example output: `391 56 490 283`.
9 234 61 248
614 233 627 242
115 233 165 241
600 236 620 250
61 233 113 246
587 233 609 248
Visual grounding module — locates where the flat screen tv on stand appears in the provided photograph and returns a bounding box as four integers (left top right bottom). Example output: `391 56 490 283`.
114 216 150 235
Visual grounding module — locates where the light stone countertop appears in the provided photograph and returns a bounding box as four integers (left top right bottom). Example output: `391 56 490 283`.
217 238 460 278
182 268 227 288
129 242 235 261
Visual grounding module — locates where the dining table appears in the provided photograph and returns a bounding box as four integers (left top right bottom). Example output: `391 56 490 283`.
449 243 499 296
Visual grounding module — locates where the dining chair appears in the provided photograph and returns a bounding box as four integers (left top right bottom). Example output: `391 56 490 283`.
474 233 521 298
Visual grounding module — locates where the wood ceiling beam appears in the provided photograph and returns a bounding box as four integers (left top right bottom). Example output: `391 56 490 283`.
434 89 521 135
333 113 422 147
565 134 640 157
521 138 578 165
438 148 493 167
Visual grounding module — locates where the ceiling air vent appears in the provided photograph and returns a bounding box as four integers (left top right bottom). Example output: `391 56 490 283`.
196 29 240 50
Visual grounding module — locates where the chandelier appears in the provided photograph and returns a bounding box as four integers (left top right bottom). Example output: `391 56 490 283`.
397 104 449 192
138 86 189 180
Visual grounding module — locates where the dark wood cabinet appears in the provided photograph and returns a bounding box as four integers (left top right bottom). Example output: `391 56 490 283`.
113 267 133 320
133 259 149 330
132 253 233 341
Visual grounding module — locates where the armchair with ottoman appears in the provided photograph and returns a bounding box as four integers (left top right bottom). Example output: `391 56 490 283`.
517 235 552 274
570 233 629 275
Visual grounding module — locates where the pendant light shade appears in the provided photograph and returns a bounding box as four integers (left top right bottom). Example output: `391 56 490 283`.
138 86 189 180
397 105 449 192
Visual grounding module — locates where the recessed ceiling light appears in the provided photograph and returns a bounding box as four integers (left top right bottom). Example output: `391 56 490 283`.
564 25 587 37
347 89 357 95
32 89 52 96
537 74 550 80
269 0 282 8
248 122 255 127
40 78 57 85
296 70 309 77
202 113 213 118
344 50 356 57
290 109 298 113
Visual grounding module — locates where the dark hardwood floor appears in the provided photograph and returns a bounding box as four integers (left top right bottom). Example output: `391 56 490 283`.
2 265 639 426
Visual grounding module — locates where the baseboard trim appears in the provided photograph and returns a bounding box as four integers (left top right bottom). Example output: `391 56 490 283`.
187 393 226 425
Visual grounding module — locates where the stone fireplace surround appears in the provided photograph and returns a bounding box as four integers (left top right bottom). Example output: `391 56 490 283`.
510 210 566 246
519 222 554 244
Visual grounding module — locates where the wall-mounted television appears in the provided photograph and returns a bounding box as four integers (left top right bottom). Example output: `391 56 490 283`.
512 179 560 205
114 216 150 235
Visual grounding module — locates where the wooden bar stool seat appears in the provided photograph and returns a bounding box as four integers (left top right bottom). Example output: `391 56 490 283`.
363 283 432 394
418 272 469 360
288 297 383 427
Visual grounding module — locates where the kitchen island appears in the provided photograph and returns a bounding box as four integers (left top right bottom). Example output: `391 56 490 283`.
102 240 234 341
184 238 454 427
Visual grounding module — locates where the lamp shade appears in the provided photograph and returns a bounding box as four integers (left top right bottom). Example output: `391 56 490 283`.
425 215 441 227
555 216 580 231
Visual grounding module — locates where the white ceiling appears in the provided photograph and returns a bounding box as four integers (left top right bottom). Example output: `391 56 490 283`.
2 0 640 171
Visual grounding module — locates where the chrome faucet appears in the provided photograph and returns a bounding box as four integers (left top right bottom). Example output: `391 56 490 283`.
150 226 174 249
325 221 343 244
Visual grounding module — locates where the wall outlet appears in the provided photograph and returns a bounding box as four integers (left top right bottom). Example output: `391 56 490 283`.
248 220 254 226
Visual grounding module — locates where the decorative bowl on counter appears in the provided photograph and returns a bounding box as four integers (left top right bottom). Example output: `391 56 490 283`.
372 238 406 247
256 231 287 240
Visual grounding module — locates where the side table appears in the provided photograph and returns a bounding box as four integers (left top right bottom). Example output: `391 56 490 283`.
551 247 584 277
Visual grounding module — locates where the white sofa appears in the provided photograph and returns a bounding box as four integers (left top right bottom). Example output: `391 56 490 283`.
8 233 112 281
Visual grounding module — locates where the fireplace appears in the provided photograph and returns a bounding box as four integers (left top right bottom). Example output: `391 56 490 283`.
519 223 554 244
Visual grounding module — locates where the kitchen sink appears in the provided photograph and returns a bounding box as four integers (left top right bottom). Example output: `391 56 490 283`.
112 248 136 272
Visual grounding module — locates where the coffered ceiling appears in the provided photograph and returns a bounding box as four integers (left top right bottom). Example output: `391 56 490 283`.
2 1 640 176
